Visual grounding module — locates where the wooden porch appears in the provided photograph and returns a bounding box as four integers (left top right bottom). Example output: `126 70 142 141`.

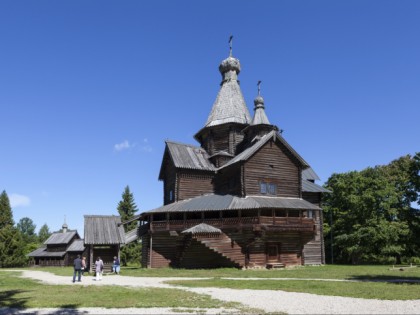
144 216 315 233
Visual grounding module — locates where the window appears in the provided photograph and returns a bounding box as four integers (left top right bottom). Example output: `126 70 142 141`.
307 210 314 218
169 190 174 202
268 183 277 195
260 181 277 195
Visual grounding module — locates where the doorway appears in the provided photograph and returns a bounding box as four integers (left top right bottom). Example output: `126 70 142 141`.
266 243 280 262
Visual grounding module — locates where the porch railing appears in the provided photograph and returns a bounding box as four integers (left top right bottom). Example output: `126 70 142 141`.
149 216 314 232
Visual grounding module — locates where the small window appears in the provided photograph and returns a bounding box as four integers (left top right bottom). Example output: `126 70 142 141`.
260 181 277 195
169 190 174 201
260 182 267 194
307 210 314 218
268 183 277 195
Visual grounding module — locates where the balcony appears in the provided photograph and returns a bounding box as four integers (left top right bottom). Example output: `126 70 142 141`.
149 216 315 233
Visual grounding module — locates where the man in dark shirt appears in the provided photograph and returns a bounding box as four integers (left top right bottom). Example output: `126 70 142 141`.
73 254 82 283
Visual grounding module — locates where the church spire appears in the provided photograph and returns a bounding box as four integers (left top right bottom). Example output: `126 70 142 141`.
251 80 270 125
203 36 251 128
62 215 68 233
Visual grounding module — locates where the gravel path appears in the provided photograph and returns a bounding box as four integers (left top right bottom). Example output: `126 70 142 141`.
2 270 420 314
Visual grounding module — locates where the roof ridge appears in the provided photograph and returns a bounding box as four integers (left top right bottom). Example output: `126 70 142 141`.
165 140 201 148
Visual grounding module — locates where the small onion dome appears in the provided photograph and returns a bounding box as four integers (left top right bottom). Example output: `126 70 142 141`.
62 222 68 229
219 56 241 74
254 95 265 108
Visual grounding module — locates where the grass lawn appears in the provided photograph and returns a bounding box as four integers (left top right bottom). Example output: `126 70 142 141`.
0 271 244 311
31 264 420 280
5 265 420 303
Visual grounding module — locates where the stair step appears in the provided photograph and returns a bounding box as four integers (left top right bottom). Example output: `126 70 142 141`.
266 262 285 269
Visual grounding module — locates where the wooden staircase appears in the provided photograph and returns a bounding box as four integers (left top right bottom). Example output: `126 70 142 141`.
174 234 193 267
196 234 245 268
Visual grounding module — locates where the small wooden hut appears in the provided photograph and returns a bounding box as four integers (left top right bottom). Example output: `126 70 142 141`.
83 215 125 272
28 222 85 267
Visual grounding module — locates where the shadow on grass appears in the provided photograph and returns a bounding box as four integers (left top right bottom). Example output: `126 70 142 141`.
0 290 29 308
349 275 420 284
0 304 87 315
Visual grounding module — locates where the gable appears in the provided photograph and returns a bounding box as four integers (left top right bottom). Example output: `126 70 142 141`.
84 215 125 245
159 141 216 180
244 140 301 198
219 130 309 171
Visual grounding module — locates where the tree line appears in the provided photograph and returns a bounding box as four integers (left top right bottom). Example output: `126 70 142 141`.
323 153 420 265
0 185 141 268
0 190 52 267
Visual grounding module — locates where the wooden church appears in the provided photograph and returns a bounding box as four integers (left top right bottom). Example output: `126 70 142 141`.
134 45 329 269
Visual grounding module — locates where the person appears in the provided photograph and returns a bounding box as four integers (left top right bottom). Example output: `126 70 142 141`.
112 256 120 274
95 256 104 281
81 256 87 275
73 255 82 283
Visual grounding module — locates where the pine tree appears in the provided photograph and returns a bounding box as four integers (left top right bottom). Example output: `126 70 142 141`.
0 225 26 267
117 186 141 266
117 186 138 232
0 190 14 228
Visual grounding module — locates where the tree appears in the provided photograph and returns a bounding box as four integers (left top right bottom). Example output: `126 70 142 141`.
17 217 37 243
117 186 139 232
38 223 51 243
323 153 420 264
0 190 14 228
117 186 141 266
0 225 27 267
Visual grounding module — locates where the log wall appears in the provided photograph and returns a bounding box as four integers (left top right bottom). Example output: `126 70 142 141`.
244 141 301 198
177 171 214 201
162 160 177 205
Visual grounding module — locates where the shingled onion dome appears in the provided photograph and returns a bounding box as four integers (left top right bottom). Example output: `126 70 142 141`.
219 56 241 83
252 95 271 125
202 54 251 128
62 221 68 233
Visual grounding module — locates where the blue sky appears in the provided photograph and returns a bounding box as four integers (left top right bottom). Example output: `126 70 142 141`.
1 1 419 236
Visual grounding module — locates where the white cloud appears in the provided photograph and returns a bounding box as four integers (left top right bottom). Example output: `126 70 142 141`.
141 138 152 152
114 139 152 153
114 140 133 152
10 194 31 208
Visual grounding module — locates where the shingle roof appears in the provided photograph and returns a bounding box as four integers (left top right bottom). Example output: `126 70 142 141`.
67 239 85 252
84 215 125 245
205 79 251 128
44 230 78 245
161 141 216 176
302 180 331 193
251 96 271 125
27 247 66 258
182 223 222 235
219 130 309 170
302 168 321 181
141 194 320 215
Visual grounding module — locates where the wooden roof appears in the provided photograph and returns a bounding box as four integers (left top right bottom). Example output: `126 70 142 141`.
159 141 216 179
84 215 125 245
204 79 251 128
140 194 320 216
67 239 85 252
27 247 66 258
124 228 139 245
182 223 222 235
44 230 78 245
